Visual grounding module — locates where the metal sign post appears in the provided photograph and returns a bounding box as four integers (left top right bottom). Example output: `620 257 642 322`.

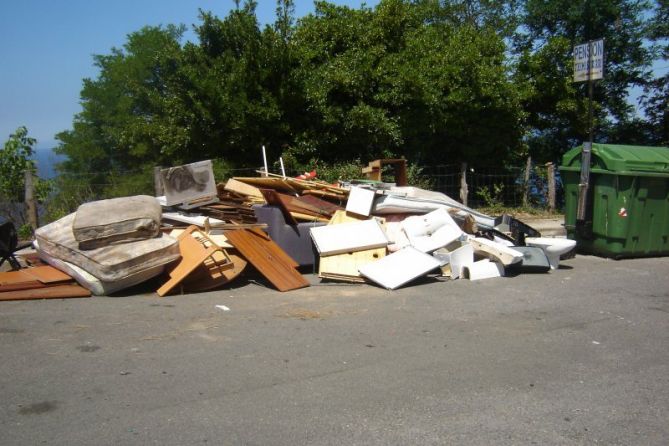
573 39 603 237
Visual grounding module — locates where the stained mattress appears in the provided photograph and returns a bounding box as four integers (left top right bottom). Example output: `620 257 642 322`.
35 241 165 296
73 195 162 249
35 213 179 282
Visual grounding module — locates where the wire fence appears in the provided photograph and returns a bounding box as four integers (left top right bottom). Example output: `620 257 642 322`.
2 161 563 230
418 163 563 209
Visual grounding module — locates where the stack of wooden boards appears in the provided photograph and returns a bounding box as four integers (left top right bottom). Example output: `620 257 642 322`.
0 265 91 301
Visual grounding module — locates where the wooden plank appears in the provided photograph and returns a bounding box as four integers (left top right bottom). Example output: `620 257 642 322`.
23 265 72 283
318 247 386 280
223 178 265 200
294 194 343 216
224 228 309 292
319 273 367 283
0 270 38 285
301 189 348 203
291 212 329 223
0 280 46 292
259 189 298 225
0 284 91 301
327 210 367 225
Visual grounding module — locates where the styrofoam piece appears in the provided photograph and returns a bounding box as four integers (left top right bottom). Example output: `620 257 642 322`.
346 186 376 217
462 259 504 281
162 212 225 227
358 246 441 290
383 221 411 252
310 219 388 256
470 237 523 265
447 244 474 280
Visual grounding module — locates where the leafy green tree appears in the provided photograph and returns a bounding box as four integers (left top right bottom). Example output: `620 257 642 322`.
0 126 50 226
516 0 654 161
1 126 37 203
56 24 187 197
642 0 669 144
290 0 524 165
180 3 287 166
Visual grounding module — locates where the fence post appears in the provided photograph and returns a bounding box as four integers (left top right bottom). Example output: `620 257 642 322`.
523 156 532 207
459 162 468 206
154 166 164 196
546 162 556 212
24 169 38 231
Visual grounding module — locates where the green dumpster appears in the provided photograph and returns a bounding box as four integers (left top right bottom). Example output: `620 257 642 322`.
560 143 669 258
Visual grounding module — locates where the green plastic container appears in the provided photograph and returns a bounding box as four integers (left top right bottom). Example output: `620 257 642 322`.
560 143 669 258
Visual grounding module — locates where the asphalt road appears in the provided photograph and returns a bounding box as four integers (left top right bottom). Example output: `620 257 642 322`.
1 254 668 445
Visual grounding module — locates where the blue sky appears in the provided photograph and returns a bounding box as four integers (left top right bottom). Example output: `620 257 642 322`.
1 1 664 151
0 0 378 150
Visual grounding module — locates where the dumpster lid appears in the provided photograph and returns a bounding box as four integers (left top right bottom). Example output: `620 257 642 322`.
561 143 669 174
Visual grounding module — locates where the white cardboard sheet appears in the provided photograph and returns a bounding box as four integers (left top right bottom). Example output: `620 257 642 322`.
345 186 376 217
358 246 441 290
310 219 388 256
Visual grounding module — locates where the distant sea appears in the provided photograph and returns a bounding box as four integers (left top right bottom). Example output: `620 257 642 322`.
31 147 66 179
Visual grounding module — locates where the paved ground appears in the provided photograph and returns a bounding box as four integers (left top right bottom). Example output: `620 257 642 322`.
522 216 567 237
1 254 668 445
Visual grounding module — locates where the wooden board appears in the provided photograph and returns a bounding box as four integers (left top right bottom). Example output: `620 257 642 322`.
318 247 386 281
23 265 73 283
0 266 73 292
223 178 265 200
295 194 343 216
0 270 39 286
224 228 309 292
259 189 298 225
0 284 91 301
327 210 368 225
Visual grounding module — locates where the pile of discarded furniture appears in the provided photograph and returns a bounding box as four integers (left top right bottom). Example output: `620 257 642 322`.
1 159 576 299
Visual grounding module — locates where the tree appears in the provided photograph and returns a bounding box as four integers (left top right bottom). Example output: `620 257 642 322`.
642 0 669 144
290 0 524 165
0 126 50 228
56 24 187 197
180 3 286 166
516 0 654 161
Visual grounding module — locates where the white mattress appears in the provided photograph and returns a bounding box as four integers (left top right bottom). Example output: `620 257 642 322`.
35 213 179 282
35 241 165 295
